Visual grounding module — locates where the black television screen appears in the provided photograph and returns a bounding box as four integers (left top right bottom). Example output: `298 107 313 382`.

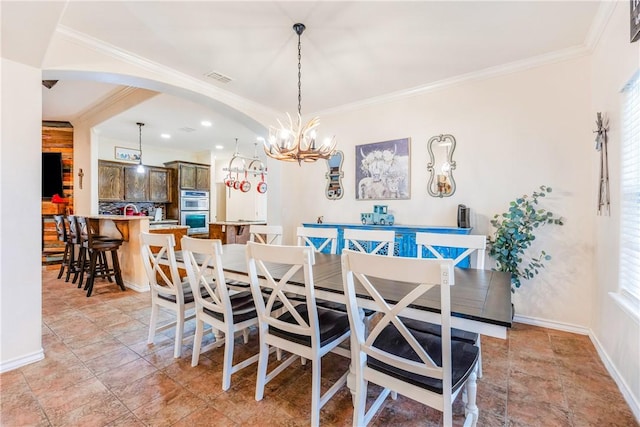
42 152 64 198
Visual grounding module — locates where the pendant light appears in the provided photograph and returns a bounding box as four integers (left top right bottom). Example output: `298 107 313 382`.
263 23 336 164
136 122 145 174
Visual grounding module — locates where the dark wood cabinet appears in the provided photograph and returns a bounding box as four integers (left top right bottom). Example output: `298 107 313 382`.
98 160 171 202
149 168 171 202
195 166 209 190
98 162 124 201
124 167 148 201
164 161 210 191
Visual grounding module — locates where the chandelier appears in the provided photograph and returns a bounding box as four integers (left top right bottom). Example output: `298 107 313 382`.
263 23 336 164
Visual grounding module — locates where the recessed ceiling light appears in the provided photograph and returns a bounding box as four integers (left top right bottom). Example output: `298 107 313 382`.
201 121 212 127
160 133 171 139
215 145 224 150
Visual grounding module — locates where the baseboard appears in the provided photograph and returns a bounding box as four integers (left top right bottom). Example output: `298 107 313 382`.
513 314 590 335
0 349 45 373
589 332 640 422
124 280 149 293
514 315 639 422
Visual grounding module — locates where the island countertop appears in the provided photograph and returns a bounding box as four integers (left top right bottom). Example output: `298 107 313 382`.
90 215 153 221
210 220 266 226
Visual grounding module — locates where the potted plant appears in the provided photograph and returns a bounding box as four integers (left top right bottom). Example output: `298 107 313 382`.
489 185 564 291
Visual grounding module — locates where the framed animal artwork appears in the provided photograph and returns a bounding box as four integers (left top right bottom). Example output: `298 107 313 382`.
355 138 410 200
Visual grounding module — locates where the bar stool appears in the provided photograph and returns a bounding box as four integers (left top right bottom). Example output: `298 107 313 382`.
76 216 126 297
53 215 74 281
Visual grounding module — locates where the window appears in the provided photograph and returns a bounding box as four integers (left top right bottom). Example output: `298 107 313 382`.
616 70 640 319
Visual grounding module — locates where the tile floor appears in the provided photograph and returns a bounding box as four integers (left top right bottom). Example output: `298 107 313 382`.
0 270 638 426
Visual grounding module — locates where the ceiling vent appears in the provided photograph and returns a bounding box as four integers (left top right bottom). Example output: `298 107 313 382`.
204 71 233 84
179 126 196 133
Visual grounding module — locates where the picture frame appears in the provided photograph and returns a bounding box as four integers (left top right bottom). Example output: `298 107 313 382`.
355 137 411 200
114 146 141 163
632 0 640 43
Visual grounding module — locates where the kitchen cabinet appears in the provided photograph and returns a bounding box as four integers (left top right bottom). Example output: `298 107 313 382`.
148 168 171 202
164 161 210 191
124 166 147 201
98 161 124 201
98 160 171 202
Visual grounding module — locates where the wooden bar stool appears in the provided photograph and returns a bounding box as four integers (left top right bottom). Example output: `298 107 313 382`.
53 215 75 281
77 217 126 297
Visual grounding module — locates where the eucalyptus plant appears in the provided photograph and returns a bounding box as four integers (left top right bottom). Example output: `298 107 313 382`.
489 185 564 291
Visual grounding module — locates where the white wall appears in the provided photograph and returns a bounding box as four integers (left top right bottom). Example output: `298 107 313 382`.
590 2 640 417
0 58 44 371
283 56 595 329
97 136 201 166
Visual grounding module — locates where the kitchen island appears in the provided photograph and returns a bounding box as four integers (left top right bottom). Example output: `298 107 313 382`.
88 215 151 292
209 220 266 244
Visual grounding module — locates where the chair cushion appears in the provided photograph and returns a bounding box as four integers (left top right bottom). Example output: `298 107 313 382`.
158 282 210 304
203 292 283 324
225 278 251 289
269 305 350 347
315 300 376 318
400 317 478 344
367 324 479 394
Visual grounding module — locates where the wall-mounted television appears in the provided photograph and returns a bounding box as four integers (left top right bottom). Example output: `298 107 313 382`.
42 152 64 198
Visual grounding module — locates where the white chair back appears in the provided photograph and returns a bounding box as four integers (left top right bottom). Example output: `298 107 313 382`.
296 226 338 254
245 242 320 345
249 224 283 245
181 237 229 320
415 232 486 269
341 249 471 426
343 228 395 256
140 232 183 301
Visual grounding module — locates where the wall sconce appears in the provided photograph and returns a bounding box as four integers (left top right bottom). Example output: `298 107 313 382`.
426 134 457 197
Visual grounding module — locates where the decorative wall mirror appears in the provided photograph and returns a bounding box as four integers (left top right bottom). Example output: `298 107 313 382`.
325 150 344 200
426 134 457 197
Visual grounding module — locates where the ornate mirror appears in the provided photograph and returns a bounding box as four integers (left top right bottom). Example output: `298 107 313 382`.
426 134 457 197
325 151 344 200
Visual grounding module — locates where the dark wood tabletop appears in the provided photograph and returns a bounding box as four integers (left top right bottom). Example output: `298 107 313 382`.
175 244 513 338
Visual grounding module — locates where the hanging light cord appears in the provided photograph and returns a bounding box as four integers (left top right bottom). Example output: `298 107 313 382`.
297 28 302 117
137 122 144 163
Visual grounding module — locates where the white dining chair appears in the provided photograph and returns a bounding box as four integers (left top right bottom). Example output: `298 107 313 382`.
181 236 259 391
140 232 197 358
414 232 487 377
249 224 283 245
245 242 351 426
296 226 338 254
416 232 487 269
343 228 395 256
341 249 480 427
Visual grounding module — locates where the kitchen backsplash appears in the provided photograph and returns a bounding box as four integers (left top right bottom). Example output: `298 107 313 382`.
99 202 167 218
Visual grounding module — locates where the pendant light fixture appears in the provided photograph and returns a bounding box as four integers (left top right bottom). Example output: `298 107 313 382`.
263 23 336 164
136 122 145 174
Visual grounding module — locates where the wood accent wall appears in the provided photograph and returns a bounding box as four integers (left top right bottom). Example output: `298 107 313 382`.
42 123 74 265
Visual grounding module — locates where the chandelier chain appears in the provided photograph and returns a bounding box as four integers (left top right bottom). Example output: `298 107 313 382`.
297 31 302 117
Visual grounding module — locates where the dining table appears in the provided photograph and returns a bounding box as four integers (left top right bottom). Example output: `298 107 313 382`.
175 243 513 339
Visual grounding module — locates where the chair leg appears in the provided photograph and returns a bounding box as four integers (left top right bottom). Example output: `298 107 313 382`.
57 244 69 279
255 341 269 401
75 247 86 287
85 250 99 297
174 308 185 358
191 318 204 367
110 249 125 291
65 244 76 282
222 328 235 391
464 366 479 426
311 358 322 427
476 338 483 378
148 301 159 344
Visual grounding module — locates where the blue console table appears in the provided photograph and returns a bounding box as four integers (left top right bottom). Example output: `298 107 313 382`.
302 222 472 266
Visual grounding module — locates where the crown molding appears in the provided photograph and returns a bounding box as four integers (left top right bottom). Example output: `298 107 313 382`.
584 1 618 51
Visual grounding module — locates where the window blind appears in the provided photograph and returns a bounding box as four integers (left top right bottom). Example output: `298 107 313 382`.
620 71 640 305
